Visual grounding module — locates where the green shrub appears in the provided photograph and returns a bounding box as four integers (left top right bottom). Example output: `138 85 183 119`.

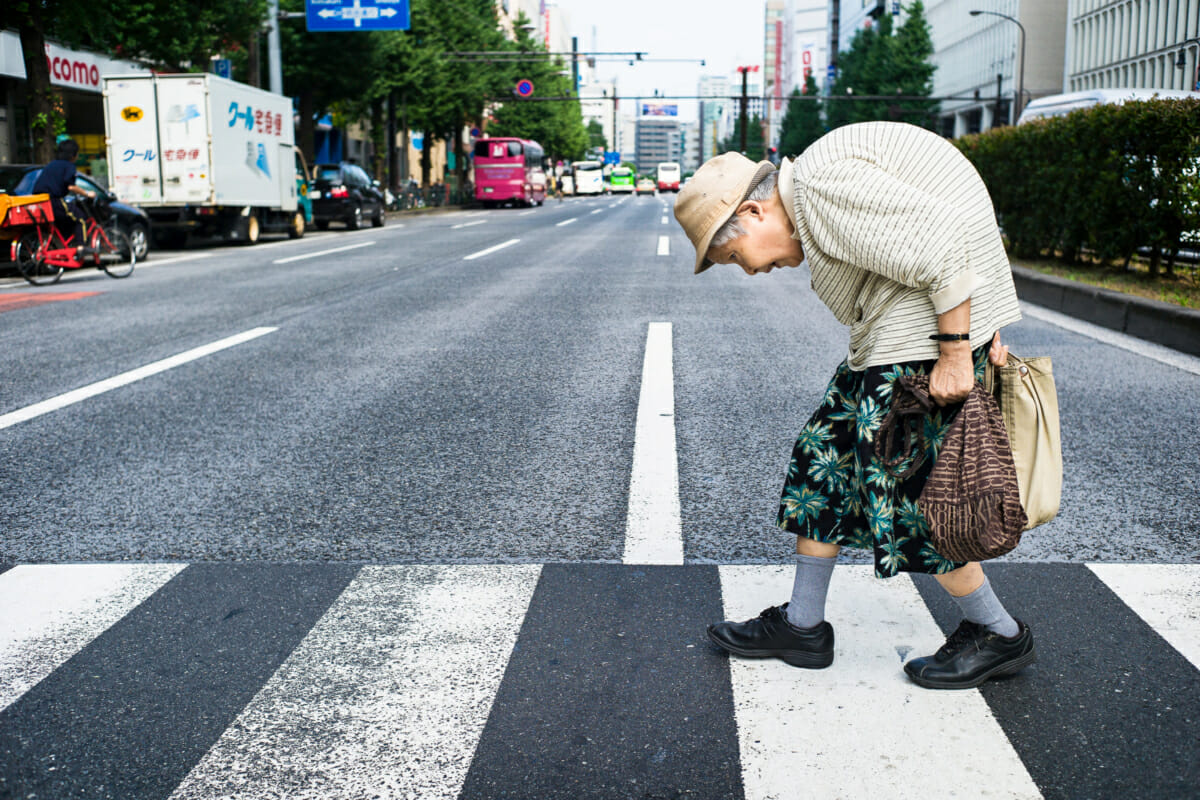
955 98 1200 274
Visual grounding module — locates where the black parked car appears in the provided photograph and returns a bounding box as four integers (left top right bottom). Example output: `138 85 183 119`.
0 165 153 262
310 163 386 230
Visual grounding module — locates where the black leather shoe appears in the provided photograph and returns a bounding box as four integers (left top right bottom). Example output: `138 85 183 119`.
904 619 1036 689
706 604 834 669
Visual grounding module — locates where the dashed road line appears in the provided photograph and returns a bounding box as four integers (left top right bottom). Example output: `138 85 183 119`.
623 322 683 565
556 218 578 227
0 327 278 431
273 241 375 264
657 236 670 256
452 220 487 229
464 239 521 261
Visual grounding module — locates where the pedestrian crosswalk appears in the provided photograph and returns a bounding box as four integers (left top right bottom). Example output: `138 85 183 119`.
1 562 1197 799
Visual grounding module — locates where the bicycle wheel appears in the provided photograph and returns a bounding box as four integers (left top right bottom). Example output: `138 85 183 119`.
15 231 62 286
94 225 136 278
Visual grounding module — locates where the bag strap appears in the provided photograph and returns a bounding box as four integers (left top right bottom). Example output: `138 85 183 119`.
874 376 934 481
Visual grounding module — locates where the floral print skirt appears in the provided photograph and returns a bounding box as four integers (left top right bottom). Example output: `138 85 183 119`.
776 344 990 578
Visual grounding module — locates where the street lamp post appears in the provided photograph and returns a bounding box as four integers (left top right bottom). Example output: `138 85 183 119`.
1176 37 1200 91
736 65 759 154
970 9 1025 124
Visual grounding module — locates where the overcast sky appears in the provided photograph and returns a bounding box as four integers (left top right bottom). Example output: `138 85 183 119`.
549 0 766 120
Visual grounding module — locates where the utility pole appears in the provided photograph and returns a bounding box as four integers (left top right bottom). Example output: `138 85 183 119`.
571 36 579 96
736 65 758 154
267 0 283 93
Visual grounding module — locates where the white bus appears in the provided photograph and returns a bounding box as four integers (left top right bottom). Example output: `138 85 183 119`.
1016 88 1198 124
656 162 681 192
571 161 604 195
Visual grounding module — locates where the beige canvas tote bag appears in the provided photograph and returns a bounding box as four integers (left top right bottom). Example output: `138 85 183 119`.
985 354 1062 530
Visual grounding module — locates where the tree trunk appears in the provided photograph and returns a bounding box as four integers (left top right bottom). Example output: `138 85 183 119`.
19 19 56 164
298 91 315 164
420 128 431 187
455 113 467 202
387 92 397 193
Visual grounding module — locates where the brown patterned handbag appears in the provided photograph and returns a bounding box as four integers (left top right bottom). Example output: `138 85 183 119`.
875 375 1028 562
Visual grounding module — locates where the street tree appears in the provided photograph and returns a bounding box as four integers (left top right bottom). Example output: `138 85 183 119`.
827 1 936 130
719 113 767 162
486 15 588 163
777 76 824 158
1 0 267 161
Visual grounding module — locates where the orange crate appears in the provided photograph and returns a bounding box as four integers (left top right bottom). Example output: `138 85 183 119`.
0 194 53 228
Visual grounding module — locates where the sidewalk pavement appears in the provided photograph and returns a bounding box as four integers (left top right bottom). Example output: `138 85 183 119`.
1011 264 1200 358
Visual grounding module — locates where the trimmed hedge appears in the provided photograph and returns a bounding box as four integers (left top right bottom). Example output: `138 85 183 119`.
955 99 1200 272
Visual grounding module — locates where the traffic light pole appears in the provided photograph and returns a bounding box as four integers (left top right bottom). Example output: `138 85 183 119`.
740 68 749 153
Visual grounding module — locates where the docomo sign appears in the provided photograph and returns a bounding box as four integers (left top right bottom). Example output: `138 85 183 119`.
44 44 101 91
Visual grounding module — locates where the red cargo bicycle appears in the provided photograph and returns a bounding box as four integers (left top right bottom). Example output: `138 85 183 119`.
4 194 136 286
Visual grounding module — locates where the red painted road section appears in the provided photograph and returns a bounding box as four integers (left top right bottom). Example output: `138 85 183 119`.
0 291 101 313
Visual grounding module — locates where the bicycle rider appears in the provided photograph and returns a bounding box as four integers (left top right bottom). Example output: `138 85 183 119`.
33 138 97 255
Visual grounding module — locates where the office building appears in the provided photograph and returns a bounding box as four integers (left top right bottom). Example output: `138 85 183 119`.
795 1 831 94
635 116 682 173
1066 0 1200 92
680 120 701 172
928 0 1068 135
697 75 732 163
766 0 797 147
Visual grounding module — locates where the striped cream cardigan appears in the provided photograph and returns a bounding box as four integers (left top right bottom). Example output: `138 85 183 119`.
778 121 1022 370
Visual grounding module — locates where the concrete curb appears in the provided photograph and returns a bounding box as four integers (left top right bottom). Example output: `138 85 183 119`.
1011 264 1200 357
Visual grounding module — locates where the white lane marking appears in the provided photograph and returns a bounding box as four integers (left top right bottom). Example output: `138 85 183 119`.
0 327 277 431
0 564 186 711
452 220 487 229
721 566 1043 800
657 236 671 256
556 217 578 227
624 322 683 565
590 209 603 215
1020 302 1200 377
170 565 541 800
273 241 375 264
1088 564 1200 669
518 210 537 216
463 238 520 261
131 252 217 270
661 218 668 225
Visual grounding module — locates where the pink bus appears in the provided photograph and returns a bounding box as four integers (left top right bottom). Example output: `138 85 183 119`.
473 137 546 207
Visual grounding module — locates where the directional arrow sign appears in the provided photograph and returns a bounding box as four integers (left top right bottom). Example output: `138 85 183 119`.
306 0 410 31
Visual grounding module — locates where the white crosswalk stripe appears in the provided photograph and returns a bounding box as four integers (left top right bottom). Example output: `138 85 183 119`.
0 564 185 710
721 566 1041 800
1 562 1198 798
169 565 540 800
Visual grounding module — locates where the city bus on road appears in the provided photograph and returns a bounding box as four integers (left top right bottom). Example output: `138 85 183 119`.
473 137 546 207
609 166 634 193
571 160 604 195
656 162 681 192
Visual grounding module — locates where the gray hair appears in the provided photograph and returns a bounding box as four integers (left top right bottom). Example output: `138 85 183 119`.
709 170 779 249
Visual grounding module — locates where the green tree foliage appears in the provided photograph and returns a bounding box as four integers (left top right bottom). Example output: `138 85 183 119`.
827 1 936 130
777 76 824 158
586 119 607 153
719 113 766 161
486 15 588 163
1 0 267 160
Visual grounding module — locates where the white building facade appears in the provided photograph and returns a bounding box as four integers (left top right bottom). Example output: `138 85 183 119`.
927 0 1068 136
766 0 797 147
795 1 831 94
697 75 731 164
1066 0 1200 92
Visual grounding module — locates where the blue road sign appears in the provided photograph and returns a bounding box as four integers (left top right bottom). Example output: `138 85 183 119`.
603 151 620 165
515 79 534 97
211 58 232 79
306 0 410 32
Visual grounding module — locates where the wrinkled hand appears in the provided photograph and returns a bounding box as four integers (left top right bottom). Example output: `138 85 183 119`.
928 333 1010 406
929 343 975 406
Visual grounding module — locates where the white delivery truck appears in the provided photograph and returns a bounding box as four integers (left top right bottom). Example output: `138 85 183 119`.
103 73 308 246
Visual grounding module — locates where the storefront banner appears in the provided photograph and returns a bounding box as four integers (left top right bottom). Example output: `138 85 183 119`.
0 31 149 93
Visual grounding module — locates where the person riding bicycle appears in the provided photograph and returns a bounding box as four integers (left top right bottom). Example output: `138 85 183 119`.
33 138 96 253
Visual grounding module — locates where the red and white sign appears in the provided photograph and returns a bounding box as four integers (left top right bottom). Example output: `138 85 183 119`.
45 42 102 91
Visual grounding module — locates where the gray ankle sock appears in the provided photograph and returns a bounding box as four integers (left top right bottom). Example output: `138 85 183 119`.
952 576 1019 638
784 553 836 629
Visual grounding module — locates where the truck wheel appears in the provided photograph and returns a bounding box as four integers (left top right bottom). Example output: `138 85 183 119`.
346 204 362 231
288 211 305 239
244 214 261 244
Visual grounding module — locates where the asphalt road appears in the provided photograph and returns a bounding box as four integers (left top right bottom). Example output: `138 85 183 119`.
3 193 1200 800
1 192 1199 564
